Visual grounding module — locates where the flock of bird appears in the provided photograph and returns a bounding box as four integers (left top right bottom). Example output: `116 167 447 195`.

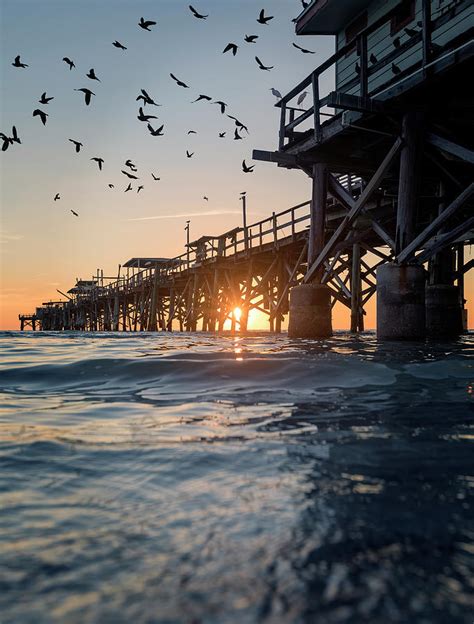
3 2 313 218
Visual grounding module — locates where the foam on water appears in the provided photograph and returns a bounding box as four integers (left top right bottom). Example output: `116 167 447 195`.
0 331 473 623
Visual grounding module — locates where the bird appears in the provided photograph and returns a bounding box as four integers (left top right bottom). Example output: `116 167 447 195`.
147 123 164 136
370 53 377 64
392 62 401 75
293 42 315 54
297 91 307 106
301 0 309 7
404 27 419 37
234 128 243 140
11 126 20 144
223 43 238 56
33 109 48 125
170 73 189 88
244 35 258 43
139 17 157 31
0 133 12 151
192 94 212 102
186 150 194 158
257 9 273 24
137 185 144 193
213 101 227 114
39 92 54 104
227 115 249 133
218 132 226 138
86 68 100 81
255 56 273 71
240 191 246 196
108 184 114 188
137 107 157 122
189 5 208 19
124 183 133 192
125 159 137 171
242 160 254 173
203 196 209 201
91 157 104 170
69 139 83 153
74 88 95 105
12 55 28 68
54 193 60 201
112 40 127 50
355 62 360 75
122 170 139 179
71 210 79 217
270 88 282 100
393 37 401 49
136 89 160 106
187 130 197 134
62 57 75 70
151 173 160 180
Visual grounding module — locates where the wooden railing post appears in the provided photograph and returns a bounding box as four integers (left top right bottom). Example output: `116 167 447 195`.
279 103 286 150
358 34 368 97
272 212 278 245
311 71 321 143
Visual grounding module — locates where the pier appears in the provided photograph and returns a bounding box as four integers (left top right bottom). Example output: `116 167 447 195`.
25 0 474 339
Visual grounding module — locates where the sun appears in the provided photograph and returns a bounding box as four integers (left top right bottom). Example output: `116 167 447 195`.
233 307 242 322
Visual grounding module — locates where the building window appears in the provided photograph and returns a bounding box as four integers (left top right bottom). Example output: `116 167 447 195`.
391 0 416 35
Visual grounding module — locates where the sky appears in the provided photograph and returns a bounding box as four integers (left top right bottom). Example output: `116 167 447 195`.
1 0 472 330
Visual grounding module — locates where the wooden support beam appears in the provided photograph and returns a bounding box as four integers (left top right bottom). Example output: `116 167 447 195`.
308 162 328 280
427 132 474 165
415 216 474 264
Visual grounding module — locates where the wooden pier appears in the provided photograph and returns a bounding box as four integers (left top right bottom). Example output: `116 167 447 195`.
26 0 473 338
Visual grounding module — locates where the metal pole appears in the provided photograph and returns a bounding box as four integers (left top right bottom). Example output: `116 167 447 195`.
185 220 190 270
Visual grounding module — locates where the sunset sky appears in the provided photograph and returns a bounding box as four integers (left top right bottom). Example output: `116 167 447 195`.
1 0 472 330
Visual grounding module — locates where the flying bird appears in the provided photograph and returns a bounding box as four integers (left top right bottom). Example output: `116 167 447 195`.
11 126 20 144
293 42 315 54
39 92 54 104
137 185 144 193
12 55 28 68
218 132 226 138
234 128 243 140
74 88 95 105
213 101 227 114
147 123 164 136
137 107 157 121
187 130 197 134
189 5 208 19
203 196 209 201
33 109 48 125
91 157 104 170
227 115 249 133
86 68 100 81
257 9 273 24
151 173 160 180
297 91 307 106
122 170 139 179
54 193 60 201
124 183 133 192
270 88 282 100
62 57 75 70
113 40 127 50
71 210 79 217
242 160 254 173
136 89 160 106
170 73 189 88
192 94 212 102
244 35 258 43
125 159 137 171
186 150 194 158
108 184 115 188
1 126 21 151
255 56 273 71
69 139 83 153
223 43 238 56
139 17 157 31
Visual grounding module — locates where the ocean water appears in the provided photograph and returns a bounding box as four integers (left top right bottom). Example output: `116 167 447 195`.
0 330 473 624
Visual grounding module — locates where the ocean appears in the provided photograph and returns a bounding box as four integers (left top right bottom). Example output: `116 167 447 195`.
0 331 473 623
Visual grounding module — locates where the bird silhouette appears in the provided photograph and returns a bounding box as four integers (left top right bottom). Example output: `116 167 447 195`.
63 57 75 70
227 115 249 133
74 88 95 105
54 193 60 201
187 130 197 135
223 43 238 56
125 159 137 171
108 183 115 188
139 17 157 31
151 173 160 180
255 56 273 70
86 68 100 81
1 126 21 151
234 128 243 140
293 42 315 54
242 160 254 173
71 210 79 217
124 183 133 192
244 35 258 43
122 170 139 179
12 55 28 68
69 139 83 153
113 40 127 50
392 62 401 75
137 185 144 193
404 27 419 37
213 101 227 114
189 5 208 19
257 9 273 24
203 196 209 201
136 89 160 106
355 62 360 75
193 94 212 102
91 157 104 170
297 91 307 105
370 53 377 64
11 126 20 144
33 109 48 125
186 150 194 158
393 37 401 49
137 107 157 121
301 0 309 7
170 73 189 88
219 132 226 138
270 88 282 100
147 123 164 136
39 92 54 104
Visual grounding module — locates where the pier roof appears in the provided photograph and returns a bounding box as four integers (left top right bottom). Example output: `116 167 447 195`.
123 258 171 268
296 0 370 35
